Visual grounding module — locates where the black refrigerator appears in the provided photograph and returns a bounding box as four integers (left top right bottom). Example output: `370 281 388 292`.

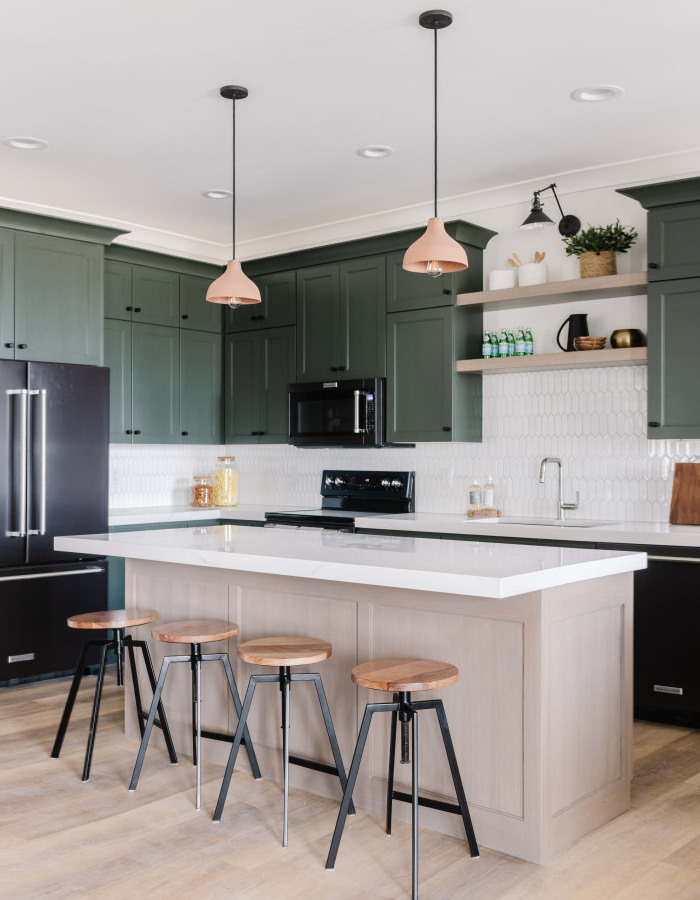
0 360 109 684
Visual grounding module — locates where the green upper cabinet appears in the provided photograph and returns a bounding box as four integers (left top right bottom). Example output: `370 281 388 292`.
14 232 103 365
387 305 481 443
105 261 180 326
0 230 15 360
180 328 222 443
180 274 222 332
131 323 180 444
225 325 296 444
647 278 700 439
646 202 700 282
386 248 481 312
297 256 385 381
104 260 132 320
226 270 296 333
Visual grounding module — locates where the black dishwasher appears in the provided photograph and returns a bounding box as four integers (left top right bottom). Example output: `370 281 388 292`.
632 551 700 729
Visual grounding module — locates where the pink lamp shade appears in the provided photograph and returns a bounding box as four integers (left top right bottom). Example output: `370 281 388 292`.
206 260 261 306
402 218 468 275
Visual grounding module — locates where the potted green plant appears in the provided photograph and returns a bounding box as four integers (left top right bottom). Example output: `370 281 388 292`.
561 220 638 278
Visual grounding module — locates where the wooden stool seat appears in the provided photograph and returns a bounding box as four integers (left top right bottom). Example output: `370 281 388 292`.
151 619 239 644
238 635 332 667
67 608 158 630
351 657 459 692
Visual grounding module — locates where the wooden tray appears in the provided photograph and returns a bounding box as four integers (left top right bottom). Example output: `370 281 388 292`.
669 463 700 525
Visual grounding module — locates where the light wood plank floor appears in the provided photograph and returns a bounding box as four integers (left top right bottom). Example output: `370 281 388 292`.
1 676 698 899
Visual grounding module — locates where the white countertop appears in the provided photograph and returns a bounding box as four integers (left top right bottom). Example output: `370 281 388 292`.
57 525 645 599
109 504 272 526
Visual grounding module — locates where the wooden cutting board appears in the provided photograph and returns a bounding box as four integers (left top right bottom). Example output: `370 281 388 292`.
669 463 700 525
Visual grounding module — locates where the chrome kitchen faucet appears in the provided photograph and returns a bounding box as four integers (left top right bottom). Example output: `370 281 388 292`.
539 457 579 521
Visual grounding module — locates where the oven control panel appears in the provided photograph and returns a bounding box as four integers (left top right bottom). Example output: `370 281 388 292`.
321 470 414 503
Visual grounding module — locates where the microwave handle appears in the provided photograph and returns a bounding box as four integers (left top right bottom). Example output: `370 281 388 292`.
353 390 361 433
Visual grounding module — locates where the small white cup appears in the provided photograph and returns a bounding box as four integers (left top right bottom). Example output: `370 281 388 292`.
488 269 517 290
518 263 547 286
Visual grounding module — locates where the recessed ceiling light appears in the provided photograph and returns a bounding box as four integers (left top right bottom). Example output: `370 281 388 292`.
3 136 48 150
202 189 232 200
570 85 624 103
357 145 394 159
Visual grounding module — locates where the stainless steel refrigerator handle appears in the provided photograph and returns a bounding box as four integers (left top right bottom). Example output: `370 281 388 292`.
0 566 105 583
353 390 361 433
27 389 47 536
6 388 28 537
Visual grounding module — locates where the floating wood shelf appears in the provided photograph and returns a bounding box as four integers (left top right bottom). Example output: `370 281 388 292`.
456 347 647 375
456 272 647 312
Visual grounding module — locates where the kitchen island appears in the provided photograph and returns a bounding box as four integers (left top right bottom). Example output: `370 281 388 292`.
56 525 645 864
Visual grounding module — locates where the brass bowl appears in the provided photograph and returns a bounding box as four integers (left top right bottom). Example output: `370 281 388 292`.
610 328 645 348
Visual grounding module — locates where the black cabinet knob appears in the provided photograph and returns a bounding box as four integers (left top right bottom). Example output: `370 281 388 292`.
4 342 14 348
181 314 189 320
125 429 133 435
126 306 133 311
648 262 659 269
442 426 452 432
338 366 347 372
134 429 141 435
330 366 338 372
18 344 27 349
181 431 188 436
648 421 660 427
442 289 452 295
134 307 142 313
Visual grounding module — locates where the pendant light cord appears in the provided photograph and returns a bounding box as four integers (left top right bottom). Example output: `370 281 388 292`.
231 97 237 260
433 24 438 220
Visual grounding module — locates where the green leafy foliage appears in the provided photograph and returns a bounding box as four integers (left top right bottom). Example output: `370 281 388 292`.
562 220 638 256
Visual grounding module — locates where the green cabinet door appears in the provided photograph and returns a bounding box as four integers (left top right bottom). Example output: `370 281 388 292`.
131 323 180 443
386 249 473 312
104 260 133 320
14 232 102 365
0 230 15 360
131 265 180 326
226 270 296 333
647 278 700 438
104 318 132 443
296 265 340 380
180 274 222 332
224 330 260 443
387 306 481 443
647 202 700 281
180 329 222 443
258 325 296 443
339 257 386 377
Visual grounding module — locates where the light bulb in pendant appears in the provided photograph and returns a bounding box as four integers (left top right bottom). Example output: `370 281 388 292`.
227 297 242 309
426 260 443 278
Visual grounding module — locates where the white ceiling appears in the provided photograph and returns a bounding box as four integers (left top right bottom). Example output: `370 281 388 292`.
1 0 699 261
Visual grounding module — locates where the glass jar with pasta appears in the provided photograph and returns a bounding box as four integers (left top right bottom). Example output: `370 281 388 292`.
213 456 238 507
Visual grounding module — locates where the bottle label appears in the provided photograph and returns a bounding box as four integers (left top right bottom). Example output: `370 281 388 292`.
482 488 494 508
515 339 526 355
499 340 508 357
469 489 482 507
482 337 491 358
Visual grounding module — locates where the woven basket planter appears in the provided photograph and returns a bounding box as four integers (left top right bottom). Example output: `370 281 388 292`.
578 250 617 278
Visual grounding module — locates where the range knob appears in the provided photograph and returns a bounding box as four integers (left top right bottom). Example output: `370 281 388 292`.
334 476 346 487
381 478 391 487
325 476 334 487
391 478 403 489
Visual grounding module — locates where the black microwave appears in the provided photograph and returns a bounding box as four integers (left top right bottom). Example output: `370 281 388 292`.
288 377 385 448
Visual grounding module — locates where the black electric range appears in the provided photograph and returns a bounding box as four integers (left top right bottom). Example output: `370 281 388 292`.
264 470 415 533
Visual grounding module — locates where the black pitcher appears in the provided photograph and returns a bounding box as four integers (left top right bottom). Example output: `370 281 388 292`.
557 314 589 352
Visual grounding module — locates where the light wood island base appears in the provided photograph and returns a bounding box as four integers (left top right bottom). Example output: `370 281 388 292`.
123 559 634 864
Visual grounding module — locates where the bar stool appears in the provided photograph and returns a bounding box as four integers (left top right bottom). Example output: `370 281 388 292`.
213 635 354 846
51 608 177 781
325 657 479 900
129 618 260 810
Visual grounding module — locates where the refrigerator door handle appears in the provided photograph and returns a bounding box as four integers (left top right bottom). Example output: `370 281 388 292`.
0 565 105 582
6 388 28 538
27 389 47 536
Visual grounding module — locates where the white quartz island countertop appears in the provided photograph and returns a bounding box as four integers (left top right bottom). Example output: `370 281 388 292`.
56 524 646 599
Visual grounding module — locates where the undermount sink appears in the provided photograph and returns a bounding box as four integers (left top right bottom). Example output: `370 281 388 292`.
467 516 614 528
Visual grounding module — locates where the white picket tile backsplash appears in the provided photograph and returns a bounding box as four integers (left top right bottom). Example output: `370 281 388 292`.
109 365 699 523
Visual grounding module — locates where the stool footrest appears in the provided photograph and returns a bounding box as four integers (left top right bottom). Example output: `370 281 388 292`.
200 728 253 750
289 753 342 778
390 789 461 817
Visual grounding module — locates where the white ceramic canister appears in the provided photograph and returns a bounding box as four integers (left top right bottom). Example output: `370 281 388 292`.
488 269 517 290
517 263 547 286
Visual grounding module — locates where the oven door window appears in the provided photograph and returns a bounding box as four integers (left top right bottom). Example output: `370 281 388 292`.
291 390 366 439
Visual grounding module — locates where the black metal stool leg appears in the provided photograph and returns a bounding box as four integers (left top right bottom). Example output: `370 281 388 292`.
326 701 398 870
133 638 178 764
217 653 261 779
125 637 145 739
411 707 419 900
281 666 291 847
192 644 203 810
433 699 479 858
82 640 114 781
213 674 262 822
386 693 399 835
51 639 102 759
305 673 356 816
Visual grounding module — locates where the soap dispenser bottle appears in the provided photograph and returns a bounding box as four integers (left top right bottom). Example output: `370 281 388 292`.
469 477 482 511
483 475 496 510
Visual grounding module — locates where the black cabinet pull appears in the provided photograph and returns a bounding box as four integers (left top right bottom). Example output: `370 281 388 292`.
134 307 142 313
125 430 133 435
330 366 338 372
648 421 660 427
250 431 263 435
126 306 133 311
338 366 347 372
181 431 188 436
442 289 452 295
134 429 141 435
18 344 27 349
648 262 659 269
442 426 452 432
4 342 14 348
181 314 189 320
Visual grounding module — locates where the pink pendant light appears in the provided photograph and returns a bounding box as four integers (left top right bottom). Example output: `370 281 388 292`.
403 11 467 277
206 85 261 308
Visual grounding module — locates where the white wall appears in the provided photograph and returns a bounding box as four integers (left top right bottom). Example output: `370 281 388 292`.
109 177 700 523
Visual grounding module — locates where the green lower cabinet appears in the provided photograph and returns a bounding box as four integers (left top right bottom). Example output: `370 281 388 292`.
180 329 222 443
131 323 180 443
225 325 295 443
14 232 102 365
647 278 700 438
387 306 482 443
104 319 132 443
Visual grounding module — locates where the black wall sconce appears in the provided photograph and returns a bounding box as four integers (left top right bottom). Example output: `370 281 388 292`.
521 183 581 236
